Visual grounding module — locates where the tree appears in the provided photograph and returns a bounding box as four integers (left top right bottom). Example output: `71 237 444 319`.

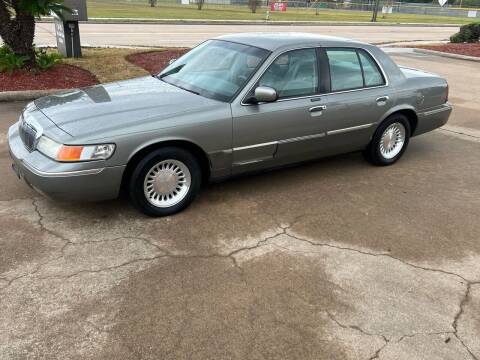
248 0 259 13
371 0 380 22
197 0 205 10
149 0 157 7
0 0 68 63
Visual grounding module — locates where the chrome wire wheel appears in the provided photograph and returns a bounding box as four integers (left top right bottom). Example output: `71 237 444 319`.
144 159 191 208
379 122 406 160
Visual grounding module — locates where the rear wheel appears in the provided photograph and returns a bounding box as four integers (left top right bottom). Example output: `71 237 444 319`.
129 147 201 217
364 114 411 166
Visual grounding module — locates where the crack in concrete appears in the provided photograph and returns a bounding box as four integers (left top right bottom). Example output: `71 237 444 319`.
274 232 480 359
396 331 454 343
375 329 480 360
364 331 465 360
286 286 390 360
368 340 389 360
37 255 168 280
229 227 480 360
439 127 480 140
452 281 480 360
3 203 479 359
32 198 72 249
283 230 472 283
325 310 388 343
325 310 391 360
286 284 389 346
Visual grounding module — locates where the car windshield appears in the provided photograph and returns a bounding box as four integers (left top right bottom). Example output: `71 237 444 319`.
158 40 270 102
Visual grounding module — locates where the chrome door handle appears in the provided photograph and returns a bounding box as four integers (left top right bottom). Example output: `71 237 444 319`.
376 96 389 103
309 105 327 112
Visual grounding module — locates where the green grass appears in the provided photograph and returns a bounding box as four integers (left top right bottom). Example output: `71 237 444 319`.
86 0 473 24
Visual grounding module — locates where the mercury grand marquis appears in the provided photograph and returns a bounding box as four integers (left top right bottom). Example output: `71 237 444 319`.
8 33 452 216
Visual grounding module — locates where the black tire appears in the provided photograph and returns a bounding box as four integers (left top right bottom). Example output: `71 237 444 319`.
363 114 411 166
129 147 202 217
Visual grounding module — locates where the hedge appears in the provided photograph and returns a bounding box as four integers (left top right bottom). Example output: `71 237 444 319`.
450 22 480 43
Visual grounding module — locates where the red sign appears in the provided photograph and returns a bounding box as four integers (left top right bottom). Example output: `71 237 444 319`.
271 2 287 11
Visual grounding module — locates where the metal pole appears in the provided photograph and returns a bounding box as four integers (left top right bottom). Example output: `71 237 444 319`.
70 24 75 57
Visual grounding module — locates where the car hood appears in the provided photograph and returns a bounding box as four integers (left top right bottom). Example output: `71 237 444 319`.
34 76 221 138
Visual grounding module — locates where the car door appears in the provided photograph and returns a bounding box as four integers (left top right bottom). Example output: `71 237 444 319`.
230 47 329 173
318 47 392 152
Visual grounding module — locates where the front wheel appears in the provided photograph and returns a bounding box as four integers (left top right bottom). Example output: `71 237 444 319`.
364 114 411 166
129 147 202 217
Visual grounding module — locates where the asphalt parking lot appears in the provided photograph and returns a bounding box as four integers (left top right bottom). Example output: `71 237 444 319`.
1 51 479 359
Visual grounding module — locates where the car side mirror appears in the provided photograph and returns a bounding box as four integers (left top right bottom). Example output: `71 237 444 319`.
253 86 278 103
168 58 177 65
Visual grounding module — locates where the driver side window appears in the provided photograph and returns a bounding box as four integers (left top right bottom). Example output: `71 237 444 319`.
258 48 319 100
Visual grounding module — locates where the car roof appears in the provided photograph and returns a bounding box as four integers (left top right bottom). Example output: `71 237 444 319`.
214 32 366 51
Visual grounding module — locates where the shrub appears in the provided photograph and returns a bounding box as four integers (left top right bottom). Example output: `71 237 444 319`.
450 33 464 43
0 45 29 74
0 46 63 74
35 48 63 70
450 22 480 43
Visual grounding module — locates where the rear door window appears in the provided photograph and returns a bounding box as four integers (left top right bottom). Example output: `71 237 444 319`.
326 49 363 92
325 48 386 92
358 50 385 87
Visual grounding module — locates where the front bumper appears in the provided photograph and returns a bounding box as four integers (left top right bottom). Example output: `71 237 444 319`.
8 123 126 202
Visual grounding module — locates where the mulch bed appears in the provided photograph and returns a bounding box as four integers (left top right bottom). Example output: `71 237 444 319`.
126 48 190 75
0 64 98 92
416 43 480 58
1 48 189 92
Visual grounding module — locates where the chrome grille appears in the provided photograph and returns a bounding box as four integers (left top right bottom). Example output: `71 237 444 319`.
19 117 38 152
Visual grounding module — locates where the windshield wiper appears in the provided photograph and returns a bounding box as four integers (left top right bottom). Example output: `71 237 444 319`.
158 77 200 96
158 64 185 79
176 85 200 96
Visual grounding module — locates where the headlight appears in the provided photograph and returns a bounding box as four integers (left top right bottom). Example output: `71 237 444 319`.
36 136 115 162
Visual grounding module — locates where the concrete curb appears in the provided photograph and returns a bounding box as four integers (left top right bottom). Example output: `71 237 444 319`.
38 18 460 27
0 89 66 102
413 48 480 62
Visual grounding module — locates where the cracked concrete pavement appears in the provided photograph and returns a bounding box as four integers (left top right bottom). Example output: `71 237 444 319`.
0 51 479 359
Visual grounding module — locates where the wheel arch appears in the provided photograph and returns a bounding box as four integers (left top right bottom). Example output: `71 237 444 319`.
121 139 211 191
376 105 418 137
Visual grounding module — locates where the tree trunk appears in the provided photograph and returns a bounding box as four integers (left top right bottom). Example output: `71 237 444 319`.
0 4 36 64
371 0 380 22
249 0 258 13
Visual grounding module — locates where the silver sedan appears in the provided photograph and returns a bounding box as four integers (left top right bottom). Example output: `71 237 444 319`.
8 33 452 216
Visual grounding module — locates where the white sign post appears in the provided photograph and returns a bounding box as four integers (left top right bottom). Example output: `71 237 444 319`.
438 0 448 7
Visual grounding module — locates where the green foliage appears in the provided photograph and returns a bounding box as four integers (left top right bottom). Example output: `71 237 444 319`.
16 0 70 18
35 48 63 70
450 33 464 43
0 45 29 74
450 22 480 43
455 0 480 7
0 45 63 74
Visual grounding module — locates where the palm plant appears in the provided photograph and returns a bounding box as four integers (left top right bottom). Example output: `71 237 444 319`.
0 0 68 64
